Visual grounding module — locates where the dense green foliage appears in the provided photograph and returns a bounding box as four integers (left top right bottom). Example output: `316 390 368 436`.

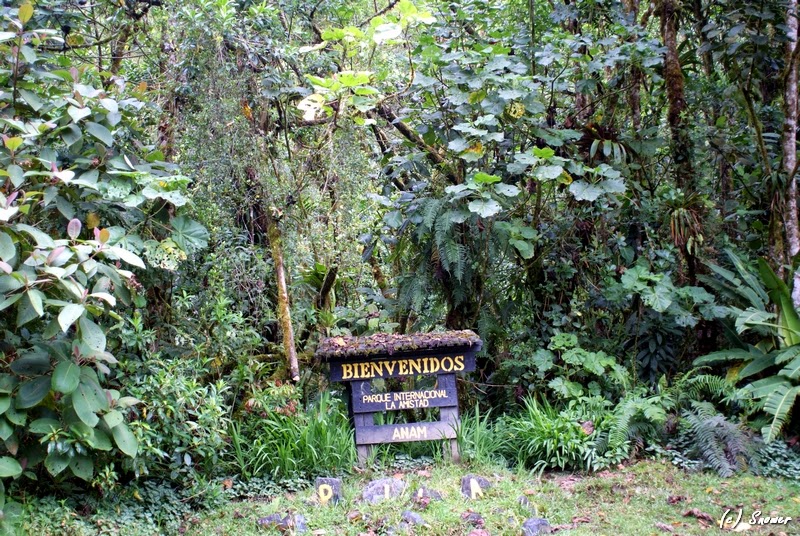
2 0 800 531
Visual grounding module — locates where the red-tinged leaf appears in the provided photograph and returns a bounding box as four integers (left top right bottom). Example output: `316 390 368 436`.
67 218 81 240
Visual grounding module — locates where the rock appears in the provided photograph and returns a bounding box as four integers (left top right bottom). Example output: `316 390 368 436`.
461 475 491 499
518 496 534 511
401 510 426 526
412 486 443 501
461 512 485 528
314 477 342 505
256 513 283 528
255 513 308 533
522 517 552 535
362 478 407 504
291 514 309 533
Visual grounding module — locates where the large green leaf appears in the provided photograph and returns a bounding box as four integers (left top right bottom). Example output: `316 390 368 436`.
757 258 800 346
86 428 112 451
102 410 123 428
0 457 22 478
80 369 109 412
15 376 51 409
642 284 672 313
9 352 49 375
509 238 534 259
28 418 60 434
738 354 777 380
779 355 800 379
170 216 209 253
774 345 800 364
734 307 776 334
16 291 42 327
0 375 15 394
0 232 14 263
72 381 100 427
4 406 25 426
85 122 113 146
44 451 69 476
777 292 800 346
761 384 800 442
78 316 106 352
57 303 85 333
106 246 145 269
467 199 502 218
569 181 603 201
111 422 138 457
0 419 12 441
725 249 769 307
0 396 9 415
13 224 56 248
52 361 80 394
69 454 94 481
744 376 790 399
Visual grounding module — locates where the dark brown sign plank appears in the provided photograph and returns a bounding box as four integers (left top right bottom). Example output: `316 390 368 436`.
353 389 457 413
329 351 475 382
355 418 458 445
352 373 458 413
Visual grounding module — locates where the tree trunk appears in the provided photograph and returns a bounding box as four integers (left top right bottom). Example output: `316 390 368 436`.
661 0 701 283
783 0 800 305
624 0 642 130
267 215 300 381
661 0 693 190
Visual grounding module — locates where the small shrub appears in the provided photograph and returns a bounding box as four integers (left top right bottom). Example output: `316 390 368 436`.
656 402 755 477
456 406 508 466
503 397 611 473
751 439 800 479
227 391 355 479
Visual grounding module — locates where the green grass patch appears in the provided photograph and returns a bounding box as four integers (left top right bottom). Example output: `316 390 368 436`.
180 460 799 536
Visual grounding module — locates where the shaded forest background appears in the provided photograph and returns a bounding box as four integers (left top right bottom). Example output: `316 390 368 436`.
1 0 800 529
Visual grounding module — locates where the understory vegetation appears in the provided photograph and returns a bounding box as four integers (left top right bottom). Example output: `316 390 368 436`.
2 0 800 533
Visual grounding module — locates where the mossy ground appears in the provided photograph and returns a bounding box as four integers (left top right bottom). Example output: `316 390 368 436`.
186 460 799 536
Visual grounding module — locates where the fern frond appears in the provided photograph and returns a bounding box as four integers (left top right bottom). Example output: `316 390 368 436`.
761 384 800 442
421 198 444 232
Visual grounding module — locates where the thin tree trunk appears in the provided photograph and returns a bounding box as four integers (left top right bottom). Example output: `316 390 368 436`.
624 0 642 131
660 0 701 282
267 215 300 381
661 0 693 190
784 0 800 305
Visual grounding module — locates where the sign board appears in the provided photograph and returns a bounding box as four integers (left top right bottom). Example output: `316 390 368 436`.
316 331 481 463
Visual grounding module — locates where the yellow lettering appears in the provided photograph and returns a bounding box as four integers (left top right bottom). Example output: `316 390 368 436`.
441 356 454 372
318 484 333 505
422 357 430 374
371 362 383 378
454 355 465 371
428 357 441 374
470 478 484 500
341 363 353 380
359 362 370 379
409 359 422 375
399 359 409 376
384 360 396 375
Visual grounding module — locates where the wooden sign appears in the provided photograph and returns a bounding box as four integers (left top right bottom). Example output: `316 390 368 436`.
316 331 482 463
329 352 476 381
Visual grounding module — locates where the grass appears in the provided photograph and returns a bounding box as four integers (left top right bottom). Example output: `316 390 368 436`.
184 459 800 536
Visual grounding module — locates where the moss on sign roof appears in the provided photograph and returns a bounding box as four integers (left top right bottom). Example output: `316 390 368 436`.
315 330 482 360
